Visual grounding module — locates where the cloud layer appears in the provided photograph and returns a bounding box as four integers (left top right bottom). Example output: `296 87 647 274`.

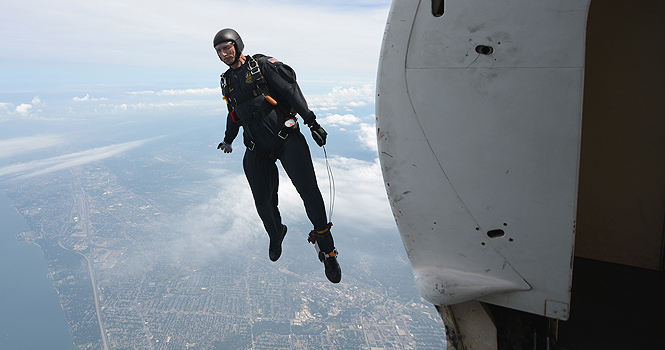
166 155 394 263
0 138 157 181
0 134 67 159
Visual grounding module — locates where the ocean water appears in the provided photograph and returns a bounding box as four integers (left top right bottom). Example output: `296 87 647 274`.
0 191 73 350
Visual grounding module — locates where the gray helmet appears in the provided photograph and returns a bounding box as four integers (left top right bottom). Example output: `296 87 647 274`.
213 28 244 54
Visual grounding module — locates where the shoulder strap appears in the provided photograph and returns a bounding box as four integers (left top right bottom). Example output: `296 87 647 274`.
248 55 269 95
220 70 230 94
250 55 296 117
226 55 295 119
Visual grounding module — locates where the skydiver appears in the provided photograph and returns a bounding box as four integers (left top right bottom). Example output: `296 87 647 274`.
213 28 341 283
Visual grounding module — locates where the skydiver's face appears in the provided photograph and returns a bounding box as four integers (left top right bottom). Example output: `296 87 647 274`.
215 41 236 66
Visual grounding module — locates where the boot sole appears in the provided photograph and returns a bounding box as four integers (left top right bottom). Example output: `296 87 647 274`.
269 225 287 262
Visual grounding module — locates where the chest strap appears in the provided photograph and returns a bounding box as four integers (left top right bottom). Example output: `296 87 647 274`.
236 105 275 127
226 86 262 108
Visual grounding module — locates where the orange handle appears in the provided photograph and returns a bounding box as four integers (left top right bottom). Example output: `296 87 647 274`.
265 95 277 106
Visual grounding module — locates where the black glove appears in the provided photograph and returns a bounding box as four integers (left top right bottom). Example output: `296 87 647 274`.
307 121 327 147
217 141 233 153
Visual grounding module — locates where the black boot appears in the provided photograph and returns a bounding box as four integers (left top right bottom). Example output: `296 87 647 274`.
308 223 341 283
269 225 287 262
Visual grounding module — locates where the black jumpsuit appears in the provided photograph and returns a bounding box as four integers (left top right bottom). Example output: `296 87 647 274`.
221 55 328 243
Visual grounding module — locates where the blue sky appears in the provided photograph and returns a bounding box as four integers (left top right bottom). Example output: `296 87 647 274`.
0 0 398 255
1 0 391 129
1 0 390 95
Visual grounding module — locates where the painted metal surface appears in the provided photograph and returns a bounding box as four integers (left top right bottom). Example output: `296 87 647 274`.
376 0 591 320
437 301 497 350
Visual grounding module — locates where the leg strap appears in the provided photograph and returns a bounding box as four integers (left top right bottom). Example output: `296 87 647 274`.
308 222 336 261
307 222 333 243
314 222 332 235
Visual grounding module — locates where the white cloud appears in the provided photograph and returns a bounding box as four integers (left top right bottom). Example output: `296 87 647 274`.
21 81 371 120
308 84 375 111
318 114 361 127
15 103 32 116
0 138 158 180
169 171 264 260
312 156 393 231
156 88 219 96
0 96 43 119
116 84 370 117
168 154 394 260
128 88 220 96
108 100 214 113
73 94 107 102
113 104 128 113
357 122 378 152
0 134 67 159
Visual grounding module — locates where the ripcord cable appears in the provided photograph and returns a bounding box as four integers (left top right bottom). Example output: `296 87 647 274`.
322 145 335 223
